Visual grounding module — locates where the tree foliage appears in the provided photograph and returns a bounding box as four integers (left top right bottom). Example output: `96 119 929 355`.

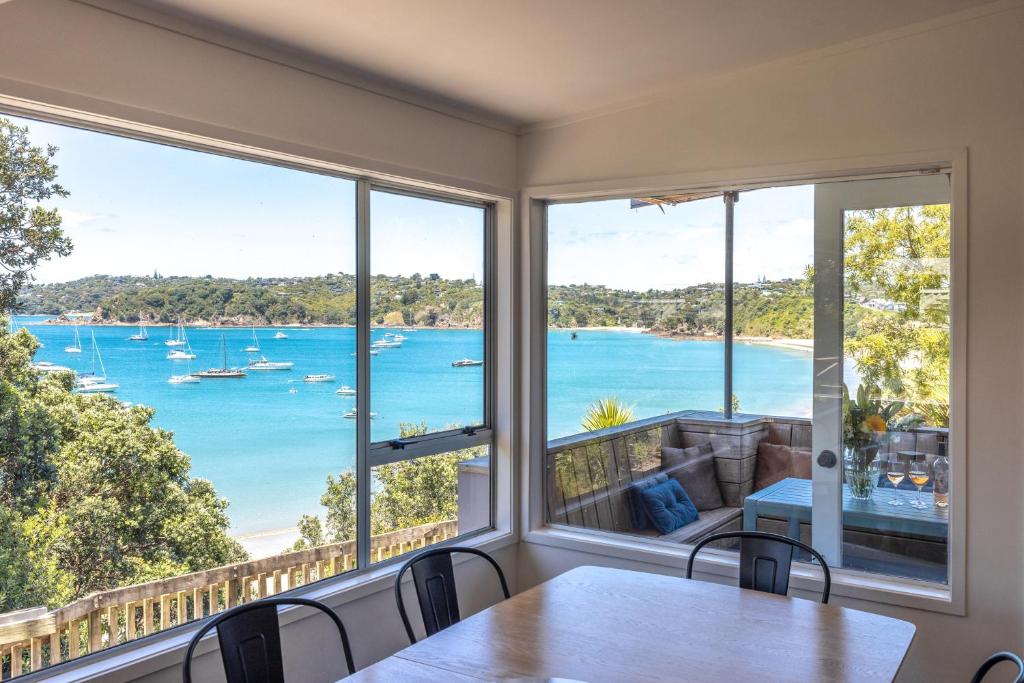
0 118 73 311
581 397 635 432
844 205 951 425
0 317 246 612
291 422 485 550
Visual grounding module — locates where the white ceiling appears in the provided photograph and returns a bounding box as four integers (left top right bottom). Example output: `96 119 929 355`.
139 0 994 129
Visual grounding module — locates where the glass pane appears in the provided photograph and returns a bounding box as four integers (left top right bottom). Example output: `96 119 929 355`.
370 444 491 563
2 112 355 675
545 196 724 538
841 203 951 583
369 190 486 442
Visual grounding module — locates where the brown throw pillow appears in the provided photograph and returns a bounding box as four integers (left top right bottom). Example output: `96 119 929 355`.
662 446 725 511
755 442 812 491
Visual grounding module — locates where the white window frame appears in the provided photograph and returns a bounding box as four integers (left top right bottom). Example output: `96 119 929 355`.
0 94 518 681
522 149 967 616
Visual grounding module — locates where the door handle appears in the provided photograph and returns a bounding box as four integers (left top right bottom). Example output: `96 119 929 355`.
817 450 838 468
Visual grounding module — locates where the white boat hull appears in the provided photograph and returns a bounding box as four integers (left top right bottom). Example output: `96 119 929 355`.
75 383 119 393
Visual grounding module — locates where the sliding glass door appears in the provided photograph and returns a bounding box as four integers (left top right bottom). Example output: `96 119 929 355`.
812 174 952 579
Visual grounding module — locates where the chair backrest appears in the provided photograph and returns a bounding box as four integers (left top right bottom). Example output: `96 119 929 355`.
686 530 832 604
971 652 1024 683
395 546 510 643
182 597 355 683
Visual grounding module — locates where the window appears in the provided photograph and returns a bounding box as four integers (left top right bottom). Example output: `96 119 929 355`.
544 173 954 589
368 189 492 561
0 112 493 677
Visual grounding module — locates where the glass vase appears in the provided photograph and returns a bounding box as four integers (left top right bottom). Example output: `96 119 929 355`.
844 446 879 500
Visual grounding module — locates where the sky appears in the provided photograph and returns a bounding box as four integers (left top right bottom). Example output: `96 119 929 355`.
8 114 482 283
9 112 809 290
548 185 814 290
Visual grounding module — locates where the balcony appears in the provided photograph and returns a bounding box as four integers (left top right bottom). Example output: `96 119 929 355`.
546 410 949 582
0 521 458 677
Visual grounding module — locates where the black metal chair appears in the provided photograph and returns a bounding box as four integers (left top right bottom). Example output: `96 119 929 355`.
395 546 510 643
971 652 1024 683
181 597 355 683
685 530 832 604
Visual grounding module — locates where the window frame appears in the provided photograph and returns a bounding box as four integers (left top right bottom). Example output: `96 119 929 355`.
0 97 514 680
525 151 967 616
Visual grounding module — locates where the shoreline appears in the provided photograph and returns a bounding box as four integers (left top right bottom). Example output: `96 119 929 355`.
18 317 813 351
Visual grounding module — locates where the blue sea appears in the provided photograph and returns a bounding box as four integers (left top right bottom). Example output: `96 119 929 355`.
16 317 816 540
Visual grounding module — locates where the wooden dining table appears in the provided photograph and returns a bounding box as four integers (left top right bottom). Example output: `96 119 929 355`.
343 565 916 682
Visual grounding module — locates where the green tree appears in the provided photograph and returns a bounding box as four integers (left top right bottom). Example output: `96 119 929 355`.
844 205 950 425
581 397 635 432
0 118 73 310
292 423 485 550
0 316 247 610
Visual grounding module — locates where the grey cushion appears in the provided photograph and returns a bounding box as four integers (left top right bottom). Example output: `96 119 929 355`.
662 445 725 512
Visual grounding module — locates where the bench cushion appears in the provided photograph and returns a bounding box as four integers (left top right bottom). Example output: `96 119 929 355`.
662 446 725 512
638 480 699 535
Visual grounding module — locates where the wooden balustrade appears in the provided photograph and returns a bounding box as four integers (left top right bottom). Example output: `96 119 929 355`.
0 520 457 679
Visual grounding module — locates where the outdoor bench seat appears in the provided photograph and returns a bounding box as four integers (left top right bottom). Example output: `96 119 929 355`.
635 506 743 544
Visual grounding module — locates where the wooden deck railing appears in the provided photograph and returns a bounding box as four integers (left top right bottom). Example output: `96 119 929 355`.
0 520 457 678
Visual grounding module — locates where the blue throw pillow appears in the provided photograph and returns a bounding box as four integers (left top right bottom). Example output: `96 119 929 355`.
626 473 669 530
638 479 699 535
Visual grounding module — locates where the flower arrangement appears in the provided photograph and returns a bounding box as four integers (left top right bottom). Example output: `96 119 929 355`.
842 384 921 498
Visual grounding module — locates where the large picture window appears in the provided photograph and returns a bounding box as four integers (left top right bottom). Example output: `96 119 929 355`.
0 113 493 677
544 174 954 588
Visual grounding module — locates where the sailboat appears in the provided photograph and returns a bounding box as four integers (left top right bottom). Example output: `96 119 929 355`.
244 326 261 353
164 320 186 347
166 325 197 359
168 358 200 384
193 334 246 378
75 332 118 392
64 323 83 353
128 312 149 341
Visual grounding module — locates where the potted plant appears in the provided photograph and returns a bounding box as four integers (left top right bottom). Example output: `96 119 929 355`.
842 384 915 500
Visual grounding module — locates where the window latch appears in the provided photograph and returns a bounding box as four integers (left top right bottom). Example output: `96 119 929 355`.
389 439 411 450
462 425 480 436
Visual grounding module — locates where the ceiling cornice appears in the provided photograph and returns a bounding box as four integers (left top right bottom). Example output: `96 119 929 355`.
71 0 523 135
520 0 1024 135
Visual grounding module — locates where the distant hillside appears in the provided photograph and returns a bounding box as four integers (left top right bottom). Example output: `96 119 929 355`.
19 273 845 338
18 273 484 328
549 278 818 338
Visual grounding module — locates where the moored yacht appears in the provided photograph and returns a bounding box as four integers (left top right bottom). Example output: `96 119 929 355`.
194 334 246 378
273 331 288 339
342 408 377 419
304 373 335 382
164 320 186 347
248 356 294 370
336 385 356 395
74 332 118 392
244 325 261 352
128 313 148 341
64 323 83 353
452 358 484 367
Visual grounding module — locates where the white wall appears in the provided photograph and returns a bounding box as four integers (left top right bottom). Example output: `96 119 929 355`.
0 0 516 194
518 4 1024 681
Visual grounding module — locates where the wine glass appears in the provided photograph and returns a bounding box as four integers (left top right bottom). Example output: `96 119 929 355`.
908 460 930 509
883 455 905 506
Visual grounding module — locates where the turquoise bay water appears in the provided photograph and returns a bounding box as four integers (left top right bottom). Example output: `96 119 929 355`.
18 319 813 537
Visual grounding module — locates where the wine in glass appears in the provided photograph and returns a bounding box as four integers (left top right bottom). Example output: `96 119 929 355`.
908 460 930 509
884 456 905 506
